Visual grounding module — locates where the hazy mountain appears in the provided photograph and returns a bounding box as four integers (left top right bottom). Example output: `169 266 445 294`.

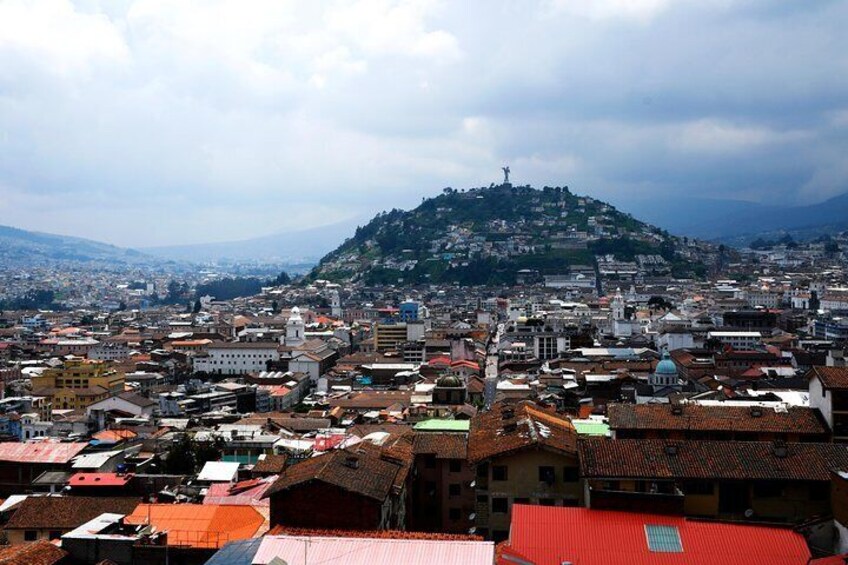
0 224 155 267
309 184 717 286
142 220 360 267
613 191 848 244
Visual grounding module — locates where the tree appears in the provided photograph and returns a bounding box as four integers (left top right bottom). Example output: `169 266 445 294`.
648 296 672 310
824 240 840 256
162 435 196 475
269 271 291 286
192 299 202 314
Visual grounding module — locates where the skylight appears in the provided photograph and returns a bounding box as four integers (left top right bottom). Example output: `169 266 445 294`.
645 525 683 553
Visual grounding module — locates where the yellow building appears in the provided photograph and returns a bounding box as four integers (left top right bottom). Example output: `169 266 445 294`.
31 358 125 411
374 323 409 351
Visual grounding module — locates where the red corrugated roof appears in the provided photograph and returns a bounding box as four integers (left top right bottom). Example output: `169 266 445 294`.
502 506 811 565
69 472 133 487
0 442 89 464
427 356 451 366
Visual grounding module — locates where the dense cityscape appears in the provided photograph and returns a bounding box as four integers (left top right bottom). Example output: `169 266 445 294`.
0 178 847 563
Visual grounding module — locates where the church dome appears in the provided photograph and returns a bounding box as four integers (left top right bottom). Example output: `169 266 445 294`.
655 351 678 375
436 375 463 388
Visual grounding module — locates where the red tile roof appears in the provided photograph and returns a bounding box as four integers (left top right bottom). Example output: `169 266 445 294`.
808 366 848 389
5 496 140 530
468 402 577 463
265 448 404 502
502 505 811 565
579 439 848 481
0 539 67 565
413 432 467 460
607 403 828 435
251 454 288 475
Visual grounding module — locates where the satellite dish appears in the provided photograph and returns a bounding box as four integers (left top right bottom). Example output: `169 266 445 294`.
744 508 754 519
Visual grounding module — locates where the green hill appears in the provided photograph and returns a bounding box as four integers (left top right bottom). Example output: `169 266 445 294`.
309 184 715 286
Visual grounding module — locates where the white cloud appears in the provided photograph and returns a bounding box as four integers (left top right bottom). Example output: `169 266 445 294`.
0 0 846 245
0 0 128 75
672 119 810 154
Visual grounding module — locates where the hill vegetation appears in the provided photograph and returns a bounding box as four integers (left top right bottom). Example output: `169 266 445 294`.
309 184 711 286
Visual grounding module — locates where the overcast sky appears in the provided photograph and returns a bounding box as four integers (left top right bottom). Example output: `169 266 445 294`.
1 0 847 247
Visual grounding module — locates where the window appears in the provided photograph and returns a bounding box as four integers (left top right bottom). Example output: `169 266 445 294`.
492 465 508 481
448 508 461 521
492 497 508 513
423 455 436 469
476 463 488 478
24 531 37 541
449 460 462 473
645 525 683 553
539 466 555 484
513 497 530 505
539 498 556 506
48 531 62 540
563 466 579 482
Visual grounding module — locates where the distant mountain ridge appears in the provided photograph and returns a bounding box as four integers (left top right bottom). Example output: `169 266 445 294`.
615 191 848 244
0 224 156 267
309 183 715 285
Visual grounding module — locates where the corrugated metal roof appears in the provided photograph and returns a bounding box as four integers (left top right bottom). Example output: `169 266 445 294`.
69 472 133 487
71 449 123 469
253 535 495 565
413 419 470 432
503 506 811 565
202 478 272 507
205 538 263 565
197 461 240 482
0 441 88 464
124 504 264 549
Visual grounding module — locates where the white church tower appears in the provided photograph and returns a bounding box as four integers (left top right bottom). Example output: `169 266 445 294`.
285 306 305 346
331 290 342 318
611 288 625 321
